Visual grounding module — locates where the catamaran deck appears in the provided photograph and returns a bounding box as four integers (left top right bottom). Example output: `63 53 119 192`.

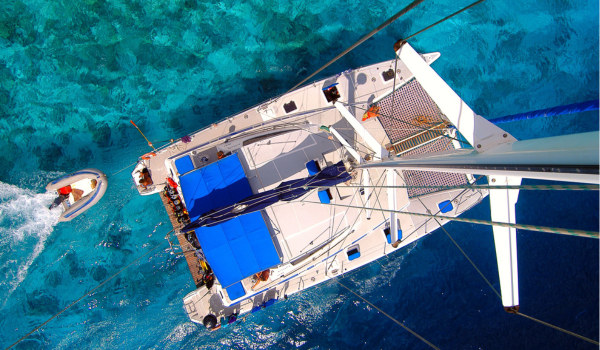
134 50 490 328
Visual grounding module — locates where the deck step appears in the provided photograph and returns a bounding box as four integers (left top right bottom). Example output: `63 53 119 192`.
390 123 447 155
160 192 205 287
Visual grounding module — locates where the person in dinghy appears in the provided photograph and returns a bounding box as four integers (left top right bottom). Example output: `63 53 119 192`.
47 169 108 222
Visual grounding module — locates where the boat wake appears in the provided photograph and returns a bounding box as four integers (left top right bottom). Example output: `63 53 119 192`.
0 181 60 302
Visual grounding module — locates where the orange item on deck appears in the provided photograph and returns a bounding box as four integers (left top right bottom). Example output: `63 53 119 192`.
167 177 178 188
362 105 381 121
58 186 72 195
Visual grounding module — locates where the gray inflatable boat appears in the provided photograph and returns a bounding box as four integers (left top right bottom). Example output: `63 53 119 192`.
46 168 108 222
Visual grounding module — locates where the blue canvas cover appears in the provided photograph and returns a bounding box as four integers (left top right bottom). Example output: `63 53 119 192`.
179 154 253 222
175 155 195 175
226 282 246 300
178 154 280 290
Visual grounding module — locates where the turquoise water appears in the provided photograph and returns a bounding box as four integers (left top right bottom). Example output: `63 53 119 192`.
1 0 598 348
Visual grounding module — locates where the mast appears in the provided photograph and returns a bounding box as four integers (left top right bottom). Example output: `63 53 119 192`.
355 131 599 184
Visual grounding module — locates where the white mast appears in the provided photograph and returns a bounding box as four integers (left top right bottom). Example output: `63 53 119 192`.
357 132 599 184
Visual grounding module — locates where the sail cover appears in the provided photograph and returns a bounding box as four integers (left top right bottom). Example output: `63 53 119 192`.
182 160 351 231
177 153 281 291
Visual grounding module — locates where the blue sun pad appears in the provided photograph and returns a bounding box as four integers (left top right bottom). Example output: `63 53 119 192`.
179 154 252 222
178 154 280 291
317 190 330 204
305 160 319 175
175 155 195 175
226 282 246 300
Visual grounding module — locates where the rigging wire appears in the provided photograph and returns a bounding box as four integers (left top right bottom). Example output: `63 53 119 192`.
514 313 599 346
300 201 600 239
400 0 487 44
286 0 427 94
334 279 441 350
5 235 170 350
419 197 600 346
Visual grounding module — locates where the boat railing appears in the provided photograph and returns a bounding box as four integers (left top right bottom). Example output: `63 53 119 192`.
151 104 344 161
150 60 390 156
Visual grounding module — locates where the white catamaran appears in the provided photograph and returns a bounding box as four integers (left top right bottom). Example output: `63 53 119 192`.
131 40 598 334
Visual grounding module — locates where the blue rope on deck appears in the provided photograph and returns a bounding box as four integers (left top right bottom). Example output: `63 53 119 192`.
489 99 599 124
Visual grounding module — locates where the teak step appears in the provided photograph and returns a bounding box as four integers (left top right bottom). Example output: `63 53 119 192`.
160 192 205 287
390 123 447 155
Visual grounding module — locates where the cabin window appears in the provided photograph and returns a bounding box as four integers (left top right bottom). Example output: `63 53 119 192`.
438 200 453 213
382 69 396 82
347 245 360 261
283 101 297 114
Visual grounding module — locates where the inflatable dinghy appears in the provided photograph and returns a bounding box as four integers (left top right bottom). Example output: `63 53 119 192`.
47 168 108 222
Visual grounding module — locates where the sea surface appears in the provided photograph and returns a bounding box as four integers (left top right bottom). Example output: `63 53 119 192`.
0 0 598 349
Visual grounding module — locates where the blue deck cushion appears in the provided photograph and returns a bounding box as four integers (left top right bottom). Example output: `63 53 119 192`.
306 160 331 204
178 154 280 289
317 190 331 204
175 155 195 175
226 282 246 300
305 160 319 175
438 200 453 213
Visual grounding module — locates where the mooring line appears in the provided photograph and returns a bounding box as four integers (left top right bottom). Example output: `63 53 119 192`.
108 160 140 178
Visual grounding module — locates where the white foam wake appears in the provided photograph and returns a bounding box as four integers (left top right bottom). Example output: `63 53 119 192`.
0 181 60 300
